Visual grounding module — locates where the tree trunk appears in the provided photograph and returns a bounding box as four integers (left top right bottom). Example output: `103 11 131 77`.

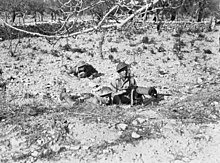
51 12 54 21
22 13 26 25
4 12 8 22
170 9 176 21
54 13 57 21
218 35 220 52
11 11 16 23
197 9 203 22
98 31 105 59
40 13 44 21
34 14 37 23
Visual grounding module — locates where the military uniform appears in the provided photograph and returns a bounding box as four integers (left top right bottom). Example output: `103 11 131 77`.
85 86 113 106
69 61 98 78
111 62 157 105
60 87 113 106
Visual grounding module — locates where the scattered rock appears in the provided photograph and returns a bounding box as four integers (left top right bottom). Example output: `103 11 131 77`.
51 144 61 153
132 120 138 126
150 48 156 54
172 32 180 37
71 47 86 53
173 160 185 163
136 118 147 124
107 37 112 42
158 46 166 52
158 70 168 75
146 110 159 119
28 108 38 116
88 82 99 88
70 145 81 151
212 101 219 106
198 33 205 38
116 123 128 131
118 131 123 136
203 49 212 54
31 150 39 157
82 145 90 150
36 139 44 145
142 36 149 44
103 149 109 153
197 77 203 84
110 47 118 53
131 132 141 139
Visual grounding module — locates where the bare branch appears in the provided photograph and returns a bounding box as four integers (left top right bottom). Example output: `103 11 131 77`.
0 0 191 39
117 0 187 29
96 5 119 29
1 19 118 38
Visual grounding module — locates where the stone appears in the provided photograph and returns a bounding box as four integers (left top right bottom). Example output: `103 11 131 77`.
31 150 39 157
82 145 90 150
136 118 147 124
118 131 123 136
212 101 219 106
70 145 81 151
116 123 128 131
51 144 61 153
37 139 44 145
197 77 203 84
173 160 185 163
131 132 141 139
132 120 138 126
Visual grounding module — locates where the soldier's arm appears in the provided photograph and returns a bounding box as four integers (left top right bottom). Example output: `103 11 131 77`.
130 77 137 87
86 96 100 105
86 65 98 78
110 79 126 96
110 79 118 92
66 66 77 76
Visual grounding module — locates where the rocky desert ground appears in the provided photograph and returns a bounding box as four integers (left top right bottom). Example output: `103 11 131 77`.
0 21 220 163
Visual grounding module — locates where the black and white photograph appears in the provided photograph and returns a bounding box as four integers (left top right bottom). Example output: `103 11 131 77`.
0 0 220 162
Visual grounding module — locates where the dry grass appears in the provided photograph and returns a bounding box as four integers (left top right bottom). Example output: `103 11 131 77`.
0 22 220 162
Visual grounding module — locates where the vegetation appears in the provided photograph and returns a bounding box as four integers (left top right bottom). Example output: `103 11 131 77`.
0 0 219 24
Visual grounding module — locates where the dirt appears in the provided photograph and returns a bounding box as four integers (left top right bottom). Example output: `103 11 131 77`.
0 24 220 163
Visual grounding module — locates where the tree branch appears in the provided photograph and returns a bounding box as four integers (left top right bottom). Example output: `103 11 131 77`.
96 5 119 29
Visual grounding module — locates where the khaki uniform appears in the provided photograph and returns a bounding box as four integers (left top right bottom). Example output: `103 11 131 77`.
111 75 143 105
70 64 98 78
60 91 112 107
85 95 112 106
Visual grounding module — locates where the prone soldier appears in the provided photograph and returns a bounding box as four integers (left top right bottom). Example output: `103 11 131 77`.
68 61 98 79
60 86 113 107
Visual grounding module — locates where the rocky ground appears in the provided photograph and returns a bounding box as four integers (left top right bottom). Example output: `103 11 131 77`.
0 23 220 163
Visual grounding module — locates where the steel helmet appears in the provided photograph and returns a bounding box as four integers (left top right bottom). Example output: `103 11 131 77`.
99 87 113 97
116 62 128 72
77 61 87 68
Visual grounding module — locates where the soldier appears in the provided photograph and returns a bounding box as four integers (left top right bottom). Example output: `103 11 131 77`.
68 61 98 79
86 86 113 106
60 86 113 107
59 88 76 106
110 62 157 105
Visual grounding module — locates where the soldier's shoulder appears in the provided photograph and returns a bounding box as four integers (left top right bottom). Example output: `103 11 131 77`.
130 75 136 80
85 95 100 104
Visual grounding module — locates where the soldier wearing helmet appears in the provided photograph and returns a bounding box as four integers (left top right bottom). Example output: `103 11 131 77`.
60 86 113 106
68 61 98 79
111 62 138 104
86 86 113 106
111 62 158 105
